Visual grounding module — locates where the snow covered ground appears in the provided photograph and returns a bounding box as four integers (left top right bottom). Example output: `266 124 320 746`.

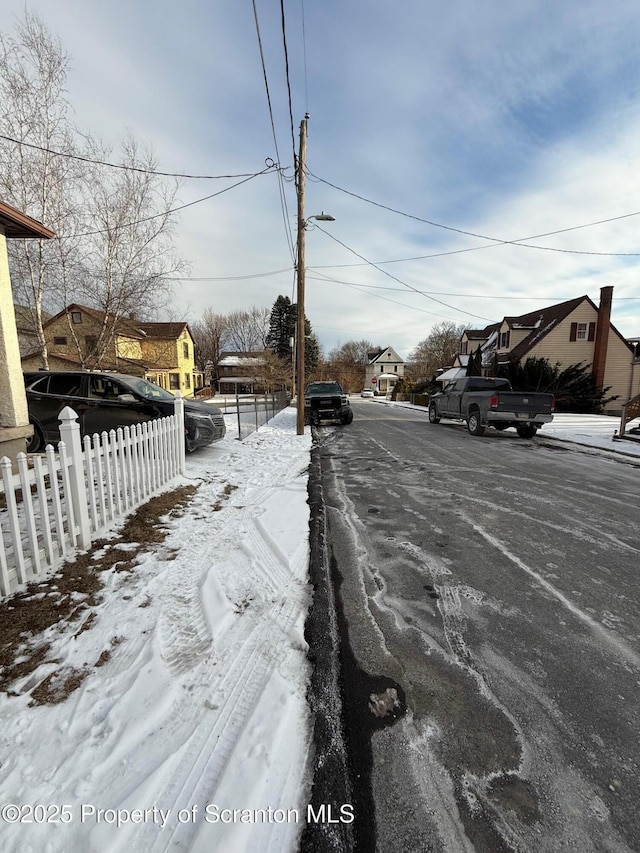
0 402 638 853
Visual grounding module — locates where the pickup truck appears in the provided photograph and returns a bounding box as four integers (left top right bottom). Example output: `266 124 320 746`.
304 381 353 426
428 376 554 438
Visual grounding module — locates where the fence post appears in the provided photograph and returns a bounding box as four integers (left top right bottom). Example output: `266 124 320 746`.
58 406 92 549
174 393 186 475
236 393 242 440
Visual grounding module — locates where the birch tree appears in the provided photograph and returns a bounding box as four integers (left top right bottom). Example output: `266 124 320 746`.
0 10 81 367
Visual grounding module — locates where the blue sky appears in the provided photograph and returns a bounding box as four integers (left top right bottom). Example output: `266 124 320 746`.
2 0 640 359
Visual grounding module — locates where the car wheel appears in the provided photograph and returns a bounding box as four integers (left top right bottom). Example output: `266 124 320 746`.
516 424 538 439
26 423 44 453
428 403 441 424
467 409 485 436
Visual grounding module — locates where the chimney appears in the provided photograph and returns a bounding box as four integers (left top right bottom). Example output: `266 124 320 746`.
592 285 613 391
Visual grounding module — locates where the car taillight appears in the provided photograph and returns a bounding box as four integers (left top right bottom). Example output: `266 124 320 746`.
550 396 555 412
489 394 499 409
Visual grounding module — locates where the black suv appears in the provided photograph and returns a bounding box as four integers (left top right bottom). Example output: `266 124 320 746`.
24 371 226 453
304 381 353 426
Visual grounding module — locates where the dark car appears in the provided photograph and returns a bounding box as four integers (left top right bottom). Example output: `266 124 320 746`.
304 381 353 425
24 371 226 453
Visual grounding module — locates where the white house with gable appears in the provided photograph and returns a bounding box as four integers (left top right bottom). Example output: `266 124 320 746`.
365 346 405 395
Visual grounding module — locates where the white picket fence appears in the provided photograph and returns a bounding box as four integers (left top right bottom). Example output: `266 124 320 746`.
0 397 186 598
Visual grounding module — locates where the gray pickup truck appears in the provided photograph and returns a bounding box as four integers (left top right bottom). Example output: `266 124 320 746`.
428 376 555 438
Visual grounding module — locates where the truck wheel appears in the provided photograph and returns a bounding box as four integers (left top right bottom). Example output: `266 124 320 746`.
467 410 485 436
428 403 441 423
517 424 538 439
341 409 354 425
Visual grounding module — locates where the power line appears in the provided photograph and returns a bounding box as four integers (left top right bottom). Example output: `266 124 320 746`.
279 0 297 168
313 224 492 322
306 275 640 301
59 167 274 238
300 0 309 113
251 0 296 264
308 269 463 322
307 169 640 259
0 132 264 179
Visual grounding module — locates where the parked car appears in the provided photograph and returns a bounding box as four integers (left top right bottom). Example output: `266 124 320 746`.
360 389 374 398
304 381 353 425
23 371 226 453
428 376 554 438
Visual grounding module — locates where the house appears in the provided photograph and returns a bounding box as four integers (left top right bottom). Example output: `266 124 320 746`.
136 321 203 397
365 346 405 395
0 200 55 462
217 352 266 394
460 287 639 413
21 304 202 398
14 303 52 356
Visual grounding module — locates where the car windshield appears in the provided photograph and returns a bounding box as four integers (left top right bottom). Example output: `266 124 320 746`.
117 376 176 401
306 383 342 394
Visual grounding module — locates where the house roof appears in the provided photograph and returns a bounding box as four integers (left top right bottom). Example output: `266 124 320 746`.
0 200 55 239
507 296 590 360
43 304 147 340
368 346 404 364
136 322 190 339
436 367 467 382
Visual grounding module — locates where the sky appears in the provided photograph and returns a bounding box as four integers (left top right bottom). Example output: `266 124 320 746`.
0 402 638 852
2 0 640 359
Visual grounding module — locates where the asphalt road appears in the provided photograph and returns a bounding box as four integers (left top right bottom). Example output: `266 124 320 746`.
316 399 640 853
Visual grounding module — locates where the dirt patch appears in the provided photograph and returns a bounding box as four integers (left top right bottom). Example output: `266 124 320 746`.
0 484 197 703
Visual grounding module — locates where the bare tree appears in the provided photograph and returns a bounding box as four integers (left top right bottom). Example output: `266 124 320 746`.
224 307 270 352
408 321 467 380
191 309 228 383
59 133 186 367
328 339 378 365
0 10 82 367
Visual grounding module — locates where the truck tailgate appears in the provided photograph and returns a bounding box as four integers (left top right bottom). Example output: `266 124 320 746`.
494 392 554 415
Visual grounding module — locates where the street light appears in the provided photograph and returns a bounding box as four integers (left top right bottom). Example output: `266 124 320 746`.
295 114 335 434
295 210 335 434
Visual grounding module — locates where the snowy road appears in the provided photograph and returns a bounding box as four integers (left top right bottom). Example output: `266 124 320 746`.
318 399 640 853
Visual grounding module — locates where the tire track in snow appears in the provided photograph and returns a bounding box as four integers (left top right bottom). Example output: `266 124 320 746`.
460 512 640 670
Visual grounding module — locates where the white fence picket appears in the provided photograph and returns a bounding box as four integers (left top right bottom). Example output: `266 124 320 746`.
0 399 185 600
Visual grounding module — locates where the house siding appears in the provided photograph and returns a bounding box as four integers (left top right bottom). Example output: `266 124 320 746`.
522 303 634 412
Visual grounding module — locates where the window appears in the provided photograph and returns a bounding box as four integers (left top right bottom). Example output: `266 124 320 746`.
169 373 180 390
461 341 468 354
85 335 97 353
394 365 398 372
183 342 189 359
32 374 82 396
184 373 191 389
570 321 596 342
500 331 510 349
71 311 82 324
53 336 67 346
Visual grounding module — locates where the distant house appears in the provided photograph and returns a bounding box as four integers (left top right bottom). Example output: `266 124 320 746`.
460 287 639 413
365 346 405 395
217 352 266 394
0 200 55 462
21 304 202 397
13 303 52 357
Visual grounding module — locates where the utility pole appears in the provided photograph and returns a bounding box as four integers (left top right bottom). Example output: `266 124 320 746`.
295 113 308 436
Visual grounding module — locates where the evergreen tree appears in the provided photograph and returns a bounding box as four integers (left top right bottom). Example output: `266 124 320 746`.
266 295 294 358
466 345 482 376
497 356 616 413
